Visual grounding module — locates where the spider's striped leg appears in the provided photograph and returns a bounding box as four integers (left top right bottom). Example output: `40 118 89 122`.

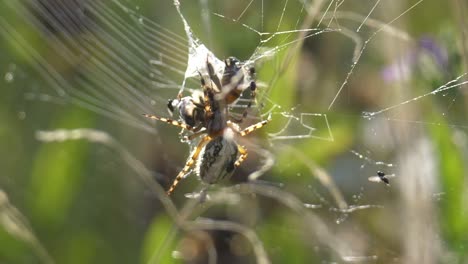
206 58 222 92
238 80 258 122
234 145 248 168
143 114 193 131
239 118 270 137
166 135 212 195
228 117 270 137
183 129 207 142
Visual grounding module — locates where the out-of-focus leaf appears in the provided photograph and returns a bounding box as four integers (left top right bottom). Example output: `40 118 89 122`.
0 228 31 263
28 107 95 228
57 231 99 264
258 213 313 263
273 116 354 181
141 214 179 264
429 116 468 256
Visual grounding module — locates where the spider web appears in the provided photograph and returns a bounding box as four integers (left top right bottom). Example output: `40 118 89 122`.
1 0 466 263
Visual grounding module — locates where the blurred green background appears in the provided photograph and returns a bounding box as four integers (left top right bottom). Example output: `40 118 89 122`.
1 0 467 263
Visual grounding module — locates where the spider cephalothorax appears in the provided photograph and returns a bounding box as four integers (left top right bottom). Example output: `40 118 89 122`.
144 56 269 195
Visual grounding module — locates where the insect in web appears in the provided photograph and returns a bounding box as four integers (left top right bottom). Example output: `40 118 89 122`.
144 57 269 195
166 56 257 124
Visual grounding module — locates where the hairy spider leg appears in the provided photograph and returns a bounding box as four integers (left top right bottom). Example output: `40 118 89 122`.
206 57 222 92
234 145 248 168
167 135 212 195
238 69 258 121
243 78 257 118
183 129 207 141
198 72 215 120
227 118 270 137
226 118 269 168
239 119 270 136
227 74 258 124
143 114 194 131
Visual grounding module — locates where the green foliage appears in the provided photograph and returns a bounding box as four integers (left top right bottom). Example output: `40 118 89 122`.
142 215 179 264
429 116 468 259
28 108 95 228
258 213 313 263
0 228 32 264
1 0 467 263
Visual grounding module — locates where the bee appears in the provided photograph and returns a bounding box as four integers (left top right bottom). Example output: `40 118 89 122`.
220 57 257 107
145 57 269 195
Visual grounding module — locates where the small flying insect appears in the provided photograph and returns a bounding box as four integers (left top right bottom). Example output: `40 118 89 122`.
368 171 395 186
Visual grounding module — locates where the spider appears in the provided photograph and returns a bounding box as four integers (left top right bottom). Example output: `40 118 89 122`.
167 56 257 125
145 57 269 195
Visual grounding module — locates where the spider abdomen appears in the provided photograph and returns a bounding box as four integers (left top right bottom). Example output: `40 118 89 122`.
197 136 238 184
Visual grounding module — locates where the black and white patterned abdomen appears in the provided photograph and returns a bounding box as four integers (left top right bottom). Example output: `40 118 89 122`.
196 136 238 184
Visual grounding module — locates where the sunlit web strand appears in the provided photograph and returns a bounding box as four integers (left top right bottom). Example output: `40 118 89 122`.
100 1 189 65
327 0 424 110
363 74 468 118
89 1 188 84
350 150 394 168
0 19 156 134
371 117 468 130
320 11 411 41
356 0 382 32
316 0 336 27
3 1 183 132
330 204 384 213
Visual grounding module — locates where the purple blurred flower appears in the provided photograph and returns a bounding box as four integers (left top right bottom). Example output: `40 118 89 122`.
381 36 448 83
